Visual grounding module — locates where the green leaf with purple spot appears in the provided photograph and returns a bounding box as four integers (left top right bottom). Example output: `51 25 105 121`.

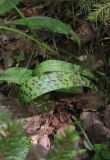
20 71 96 103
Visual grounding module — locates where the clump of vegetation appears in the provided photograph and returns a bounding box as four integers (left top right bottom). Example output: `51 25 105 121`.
47 125 85 160
0 0 110 160
0 109 30 160
93 142 110 160
0 60 97 104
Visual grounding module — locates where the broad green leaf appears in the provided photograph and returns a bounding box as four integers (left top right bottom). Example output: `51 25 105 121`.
58 86 83 94
0 0 22 14
33 60 95 80
33 60 80 76
0 61 96 104
20 71 95 103
7 16 80 45
0 67 32 84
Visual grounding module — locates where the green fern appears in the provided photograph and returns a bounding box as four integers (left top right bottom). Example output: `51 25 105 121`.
88 2 110 23
78 0 110 23
47 125 85 160
0 109 30 160
93 142 110 160
79 0 97 11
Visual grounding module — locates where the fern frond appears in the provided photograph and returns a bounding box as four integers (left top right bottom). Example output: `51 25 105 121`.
0 109 30 160
79 0 98 12
88 2 110 23
47 125 85 160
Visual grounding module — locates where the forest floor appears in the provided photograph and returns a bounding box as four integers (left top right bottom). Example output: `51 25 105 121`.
0 1 110 160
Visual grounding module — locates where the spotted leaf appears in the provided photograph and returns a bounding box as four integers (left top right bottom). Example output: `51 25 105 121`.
20 71 96 103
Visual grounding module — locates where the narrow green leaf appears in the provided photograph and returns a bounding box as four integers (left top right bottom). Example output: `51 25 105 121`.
0 67 32 84
7 16 80 45
0 25 53 53
84 140 94 151
0 0 22 14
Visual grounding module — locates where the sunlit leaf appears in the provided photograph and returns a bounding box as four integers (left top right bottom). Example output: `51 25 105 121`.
8 16 80 45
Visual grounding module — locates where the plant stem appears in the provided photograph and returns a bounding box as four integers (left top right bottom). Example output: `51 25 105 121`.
0 25 54 53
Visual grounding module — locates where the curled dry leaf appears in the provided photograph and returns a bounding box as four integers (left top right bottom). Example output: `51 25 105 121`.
25 115 41 135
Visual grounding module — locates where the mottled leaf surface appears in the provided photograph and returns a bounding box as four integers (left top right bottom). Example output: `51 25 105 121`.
20 71 95 103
